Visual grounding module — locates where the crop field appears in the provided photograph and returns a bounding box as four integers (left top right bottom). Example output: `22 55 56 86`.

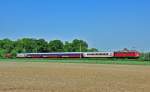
0 61 150 92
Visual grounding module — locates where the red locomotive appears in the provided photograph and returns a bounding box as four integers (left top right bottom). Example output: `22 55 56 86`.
114 49 140 58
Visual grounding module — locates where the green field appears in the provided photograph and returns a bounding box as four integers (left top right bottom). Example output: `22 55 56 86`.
0 58 150 65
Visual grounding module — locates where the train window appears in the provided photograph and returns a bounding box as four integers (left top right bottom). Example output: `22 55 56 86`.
87 53 109 56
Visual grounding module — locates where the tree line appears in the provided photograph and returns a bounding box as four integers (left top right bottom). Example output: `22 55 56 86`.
0 38 98 58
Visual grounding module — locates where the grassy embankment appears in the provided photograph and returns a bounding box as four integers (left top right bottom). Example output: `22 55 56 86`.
0 58 150 65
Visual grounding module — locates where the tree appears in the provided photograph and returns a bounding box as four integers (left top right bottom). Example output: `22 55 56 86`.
48 40 64 52
15 38 37 53
10 49 18 58
88 48 98 52
0 49 7 58
71 39 88 52
14 39 25 53
35 39 49 52
64 41 73 52
0 39 15 53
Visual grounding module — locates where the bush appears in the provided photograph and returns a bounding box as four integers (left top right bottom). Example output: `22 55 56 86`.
0 49 7 58
139 52 150 61
10 50 17 58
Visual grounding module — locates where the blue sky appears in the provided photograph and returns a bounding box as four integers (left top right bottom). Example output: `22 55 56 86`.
0 0 150 51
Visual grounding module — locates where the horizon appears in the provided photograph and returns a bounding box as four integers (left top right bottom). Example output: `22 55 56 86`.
0 0 150 51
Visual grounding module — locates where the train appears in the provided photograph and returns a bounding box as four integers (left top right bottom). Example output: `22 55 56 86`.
16 50 140 59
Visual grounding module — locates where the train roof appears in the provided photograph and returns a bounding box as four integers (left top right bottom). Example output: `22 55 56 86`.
17 52 115 54
17 52 83 54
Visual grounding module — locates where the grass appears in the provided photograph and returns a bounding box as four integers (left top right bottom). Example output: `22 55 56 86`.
0 58 150 65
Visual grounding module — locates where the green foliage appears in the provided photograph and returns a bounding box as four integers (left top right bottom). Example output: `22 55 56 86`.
64 41 73 52
0 39 14 53
36 39 49 52
16 38 37 53
64 39 89 52
88 48 98 52
139 52 150 61
48 40 64 52
0 49 7 58
71 39 88 52
10 49 17 58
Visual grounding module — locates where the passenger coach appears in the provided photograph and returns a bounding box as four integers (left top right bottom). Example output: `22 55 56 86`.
83 52 114 58
17 52 83 58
